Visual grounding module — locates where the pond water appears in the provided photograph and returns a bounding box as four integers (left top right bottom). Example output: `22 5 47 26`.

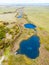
16 35 40 59
24 23 36 29
17 15 22 18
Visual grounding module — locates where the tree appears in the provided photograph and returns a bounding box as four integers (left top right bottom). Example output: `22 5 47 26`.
0 26 6 39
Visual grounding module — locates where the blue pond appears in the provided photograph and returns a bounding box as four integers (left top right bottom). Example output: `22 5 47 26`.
17 16 22 18
16 35 40 59
17 15 22 18
24 23 36 29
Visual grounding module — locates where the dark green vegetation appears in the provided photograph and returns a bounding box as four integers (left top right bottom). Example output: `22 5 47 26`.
0 24 9 49
0 25 6 40
0 22 20 50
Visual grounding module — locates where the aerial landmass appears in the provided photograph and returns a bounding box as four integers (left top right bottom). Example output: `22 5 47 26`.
0 5 49 65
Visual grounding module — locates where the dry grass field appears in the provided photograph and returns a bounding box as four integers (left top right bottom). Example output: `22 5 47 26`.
24 6 49 32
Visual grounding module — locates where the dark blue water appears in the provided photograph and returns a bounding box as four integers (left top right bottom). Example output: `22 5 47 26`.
24 23 36 29
16 35 40 59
